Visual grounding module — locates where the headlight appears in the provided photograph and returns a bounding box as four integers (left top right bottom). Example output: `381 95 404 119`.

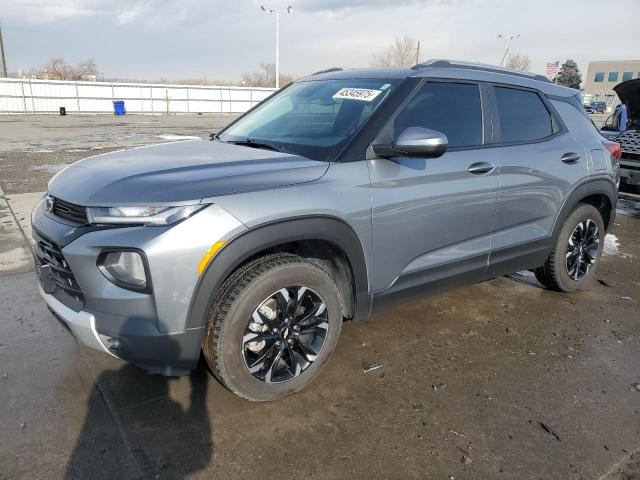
86 205 204 225
98 250 148 290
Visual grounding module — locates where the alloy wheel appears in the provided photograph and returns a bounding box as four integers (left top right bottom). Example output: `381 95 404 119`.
242 286 329 383
565 218 599 281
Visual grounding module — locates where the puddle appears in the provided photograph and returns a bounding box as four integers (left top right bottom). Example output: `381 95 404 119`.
30 164 69 173
617 196 640 218
505 270 544 289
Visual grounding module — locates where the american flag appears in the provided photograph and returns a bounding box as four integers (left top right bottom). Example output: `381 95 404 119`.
546 62 559 78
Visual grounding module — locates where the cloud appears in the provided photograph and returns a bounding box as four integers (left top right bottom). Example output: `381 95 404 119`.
116 3 150 25
4 0 454 24
4 0 640 83
4 0 216 25
3 0 105 24
296 0 452 12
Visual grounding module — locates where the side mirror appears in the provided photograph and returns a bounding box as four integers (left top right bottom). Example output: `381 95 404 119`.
372 127 448 159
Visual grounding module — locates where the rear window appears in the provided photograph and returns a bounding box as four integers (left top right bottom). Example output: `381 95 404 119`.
494 87 553 143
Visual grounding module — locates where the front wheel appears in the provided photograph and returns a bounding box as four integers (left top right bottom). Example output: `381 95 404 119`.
535 203 605 292
202 253 343 401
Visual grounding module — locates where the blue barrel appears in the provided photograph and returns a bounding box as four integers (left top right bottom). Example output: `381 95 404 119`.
112 100 126 116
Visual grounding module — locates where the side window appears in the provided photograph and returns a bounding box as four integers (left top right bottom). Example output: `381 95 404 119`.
493 87 553 143
384 82 483 148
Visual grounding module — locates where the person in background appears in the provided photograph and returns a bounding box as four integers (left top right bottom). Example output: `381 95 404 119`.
614 103 628 132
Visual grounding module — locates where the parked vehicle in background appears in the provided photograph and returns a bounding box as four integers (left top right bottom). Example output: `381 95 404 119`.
584 105 595 114
600 78 640 187
32 60 620 401
590 101 607 113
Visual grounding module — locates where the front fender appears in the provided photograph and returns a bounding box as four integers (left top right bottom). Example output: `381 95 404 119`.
185 215 371 330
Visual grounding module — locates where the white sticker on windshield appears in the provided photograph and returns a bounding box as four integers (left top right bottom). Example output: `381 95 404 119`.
333 88 383 102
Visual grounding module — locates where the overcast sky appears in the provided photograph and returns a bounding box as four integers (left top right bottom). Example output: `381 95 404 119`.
3 0 640 82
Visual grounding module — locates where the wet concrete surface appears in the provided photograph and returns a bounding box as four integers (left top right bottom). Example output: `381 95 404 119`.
618 193 640 219
1 115 639 479
0 115 237 194
1 216 639 479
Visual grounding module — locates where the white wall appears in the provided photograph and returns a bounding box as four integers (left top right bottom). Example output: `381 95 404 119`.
0 78 276 114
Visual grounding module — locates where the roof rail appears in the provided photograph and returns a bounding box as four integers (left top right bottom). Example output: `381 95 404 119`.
311 67 344 76
412 59 551 83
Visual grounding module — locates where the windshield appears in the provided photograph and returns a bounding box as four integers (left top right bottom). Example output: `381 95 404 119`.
218 78 400 161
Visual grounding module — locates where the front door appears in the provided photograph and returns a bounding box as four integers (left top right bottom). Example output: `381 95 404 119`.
368 80 499 295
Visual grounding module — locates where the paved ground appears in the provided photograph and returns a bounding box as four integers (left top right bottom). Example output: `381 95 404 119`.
0 114 236 194
1 115 639 480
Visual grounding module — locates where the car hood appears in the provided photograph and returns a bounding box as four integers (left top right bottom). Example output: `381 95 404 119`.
614 78 640 118
48 140 329 206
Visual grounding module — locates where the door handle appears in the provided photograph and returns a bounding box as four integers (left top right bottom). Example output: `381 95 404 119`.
561 152 581 164
468 162 495 175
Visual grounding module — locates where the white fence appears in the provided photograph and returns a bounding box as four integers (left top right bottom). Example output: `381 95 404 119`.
0 77 276 114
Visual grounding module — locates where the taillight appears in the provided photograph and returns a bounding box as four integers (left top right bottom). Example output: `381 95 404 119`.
602 140 621 161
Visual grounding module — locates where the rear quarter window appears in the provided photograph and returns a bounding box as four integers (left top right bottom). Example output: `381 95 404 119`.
494 86 554 143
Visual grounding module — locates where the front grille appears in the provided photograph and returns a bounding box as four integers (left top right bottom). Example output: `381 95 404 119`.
50 197 88 224
617 129 640 155
33 231 84 304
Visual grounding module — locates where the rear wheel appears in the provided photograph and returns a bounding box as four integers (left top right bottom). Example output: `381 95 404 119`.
535 203 605 292
202 253 343 401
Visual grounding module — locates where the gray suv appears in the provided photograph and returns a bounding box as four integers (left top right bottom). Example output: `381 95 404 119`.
32 60 620 401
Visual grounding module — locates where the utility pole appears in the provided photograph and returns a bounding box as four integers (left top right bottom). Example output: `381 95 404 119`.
0 25 8 78
259 4 294 89
415 41 421 65
275 10 279 89
496 33 519 67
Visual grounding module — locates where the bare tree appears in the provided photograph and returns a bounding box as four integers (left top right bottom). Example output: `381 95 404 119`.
240 62 294 88
32 58 98 80
371 36 421 68
71 59 98 81
505 53 531 72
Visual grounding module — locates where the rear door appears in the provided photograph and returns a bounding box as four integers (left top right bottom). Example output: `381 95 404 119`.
368 80 499 293
488 85 588 273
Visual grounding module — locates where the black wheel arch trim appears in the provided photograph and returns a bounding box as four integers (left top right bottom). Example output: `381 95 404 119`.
185 215 371 330
551 178 617 241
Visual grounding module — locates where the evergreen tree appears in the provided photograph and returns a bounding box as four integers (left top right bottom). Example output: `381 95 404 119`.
555 60 582 89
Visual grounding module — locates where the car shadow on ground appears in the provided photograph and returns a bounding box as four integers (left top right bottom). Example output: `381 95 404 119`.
64 338 213 479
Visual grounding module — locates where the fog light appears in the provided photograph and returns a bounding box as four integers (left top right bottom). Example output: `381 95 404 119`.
98 250 148 290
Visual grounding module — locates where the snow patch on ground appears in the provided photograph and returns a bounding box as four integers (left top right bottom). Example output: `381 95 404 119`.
603 234 620 256
157 135 201 141
30 164 69 173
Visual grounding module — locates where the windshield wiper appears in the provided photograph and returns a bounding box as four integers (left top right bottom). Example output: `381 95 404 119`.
227 138 284 153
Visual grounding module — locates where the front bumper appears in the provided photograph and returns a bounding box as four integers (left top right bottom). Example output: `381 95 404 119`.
39 283 116 356
39 281 207 374
620 160 640 186
32 197 246 374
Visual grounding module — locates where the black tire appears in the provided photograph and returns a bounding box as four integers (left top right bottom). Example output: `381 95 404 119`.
202 253 343 401
534 203 605 292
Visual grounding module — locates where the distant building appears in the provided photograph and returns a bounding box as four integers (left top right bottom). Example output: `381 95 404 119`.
583 60 640 112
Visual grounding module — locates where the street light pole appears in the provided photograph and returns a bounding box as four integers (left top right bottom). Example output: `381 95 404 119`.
260 4 293 90
0 24 8 78
496 33 520 67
